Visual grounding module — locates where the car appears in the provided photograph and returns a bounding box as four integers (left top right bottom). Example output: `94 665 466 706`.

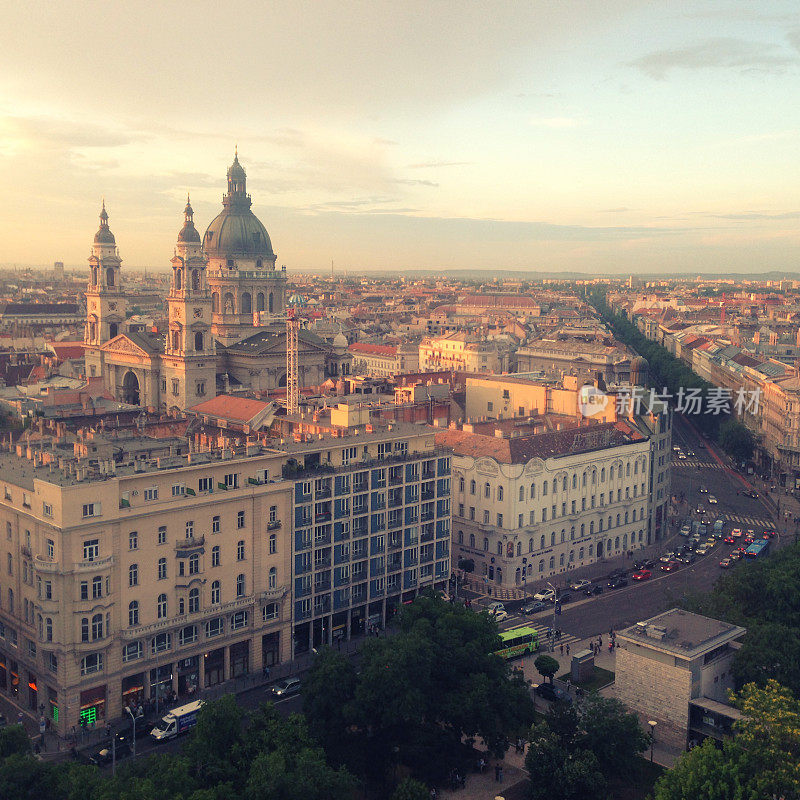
569 579 591 592
533 588 556 602
632 569 652 580
660 561 680 572
679 524 691 536
743 489 759 499
695 506 705 515
491 609 509 622
695 545 709 556
730 528 742 538
584 585 604 596
687 450 695 457
704 538 717 547
521 600 549 614
672 445 681 452
762 531 777 539
708 495 718 504
733 546 748 555
608 568 627 579
678 452 687 459
634 559 656 570
729 550 744 561
87 734 131 766
607 577 628 589
659 552 676 563
269 677 301 698
554 592 573 606
486 601 506 614
719 557 733 568
535 683 572 704
743 535 755 545
698 524 707 536
746 529 755 538
676 553 696 565
699 486 709 494
723 535 735 544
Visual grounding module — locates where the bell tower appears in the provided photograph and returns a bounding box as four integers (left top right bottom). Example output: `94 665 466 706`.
162 197 216 410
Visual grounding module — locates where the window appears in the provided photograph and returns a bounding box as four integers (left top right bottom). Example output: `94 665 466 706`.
144 487 158 502
83 539 99 562
470 480 476 495
497 486 504 501
129 564 138 587
269 534 277 554
157 593 167 619
128 531 138 550
231 610 248 630
483 537 488 551
497 541 502 556
157 558 167 580
268 567 277 589
151 632 171 654
92 575 102 599
483 510 489 524
172 484 185 497
236 574 246 597
205 618 224 638
212 545 220 567
82 503 100 518
122 642 142 663
81 653 103 676
81 617 89 642
237 540 245 561
6 553 11 575
180 626 197 646
484 482 490 498
212 516 220 533
91 613 104 640
45 617 53 641
43 502 53 518
224 473 239 489
189 553 199 575
497 513 503 527
198 477 213 493
158 526 167 545
189 588 200 613
172 379 180 396
211 580 220 604
237 510 245 529
80 581 88 601
185 520 194 539
263 603 278 621
128 601 139 627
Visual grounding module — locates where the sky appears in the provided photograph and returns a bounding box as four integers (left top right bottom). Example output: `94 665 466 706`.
1 1 799 274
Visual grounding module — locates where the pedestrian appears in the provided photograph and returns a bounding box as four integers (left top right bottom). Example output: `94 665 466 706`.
560 643 564 655
566 644 570 656
478 757 485 773
495 764 501 782
498 766 504 782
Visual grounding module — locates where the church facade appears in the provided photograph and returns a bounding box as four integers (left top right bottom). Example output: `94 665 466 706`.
83 154 350 412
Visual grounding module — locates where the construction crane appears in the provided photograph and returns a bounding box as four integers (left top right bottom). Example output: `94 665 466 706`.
286 309 300 415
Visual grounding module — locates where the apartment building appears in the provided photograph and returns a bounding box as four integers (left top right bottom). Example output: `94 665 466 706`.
515 338 633 383
0 415 449 734
419 332 502 373
348 342 420 377
440 418 653 590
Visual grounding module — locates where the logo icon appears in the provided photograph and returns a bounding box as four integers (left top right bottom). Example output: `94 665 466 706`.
578 385 609 417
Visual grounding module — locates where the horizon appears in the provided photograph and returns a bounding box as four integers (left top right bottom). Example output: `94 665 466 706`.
1 2 799 274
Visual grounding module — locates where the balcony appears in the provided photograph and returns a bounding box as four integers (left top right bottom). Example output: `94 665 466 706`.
76 555 114 571
175 535 205 551
120 595 255 640
267 520 282 531
315 488 332 499
34 555 59 574
314 512 332 523
261 585 287 602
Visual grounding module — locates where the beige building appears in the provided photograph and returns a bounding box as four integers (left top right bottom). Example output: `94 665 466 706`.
419 332 502 374
615 609 746 751
516 338 633 383
349 343 420 377
0 414 448 733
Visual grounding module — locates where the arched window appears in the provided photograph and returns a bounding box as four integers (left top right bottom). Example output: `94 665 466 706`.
189 588 200 614
179 597 185 615
157 594 167 619
212 545 220 566
81 617 89 642
268 567 277 589
540 535 545 549
560 529 565 543
580 524 585 536
129 563 138 587
268 292 274 313
192 270 200 291
469 533 475 548
599 519 603 532
174 268 182 290
530 483 536 498
236 573 245 597
257 293 265 312
614 536 620 550
212 292 220 313
610 466 615 480
92 613 103 640
608 516 612 529
616 514 621 527
269 534 277 554
626 463 631 477
483 538 489 552
538 559 544 572
542 481 548 496
528 538 533 552
496 542 502 556
459 476 465 491
549 556 555 569
497 486 503 501
552 478 557 494
579 547 584 559
189 553 199 575
224 292 235 314
106 268 115 287
516 542 522 556
211 580 220 604
624 511 629 524
569 550 574 563
559 553 565 567
601 467 605 481
470 480 476 494
572 474 577 489
550 531 555 546
242 292 252 314
519 486 525 501
570 526 575 540
590 521 595 534
458 530 464 544
128 601 139 627
623 534 628 550
484 482 491 498
562 476 568 492
194 331 203 351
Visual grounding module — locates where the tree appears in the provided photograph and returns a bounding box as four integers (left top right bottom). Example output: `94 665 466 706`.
654 739 742 800
390 777 430 800
0 725 31 759
534 654 559 684
718 419 754 463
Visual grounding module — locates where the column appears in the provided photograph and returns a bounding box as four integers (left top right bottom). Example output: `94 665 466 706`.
346 609 352 641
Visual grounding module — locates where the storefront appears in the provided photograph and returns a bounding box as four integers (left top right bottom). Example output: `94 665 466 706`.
80 685 106 724
204 648 224 686
27 672 38 711
177 657 199 695
349 606 365 637
121 673 145 709
230 641 249 678
8 658 19 698
0 651 6 690
331 612 347 643
149 664 173 704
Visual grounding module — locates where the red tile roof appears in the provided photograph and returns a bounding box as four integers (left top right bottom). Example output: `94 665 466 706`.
49 342 85 360
349 343 397 356
189 394 272 422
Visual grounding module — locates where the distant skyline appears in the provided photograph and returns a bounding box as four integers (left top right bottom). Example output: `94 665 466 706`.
1 1 799 274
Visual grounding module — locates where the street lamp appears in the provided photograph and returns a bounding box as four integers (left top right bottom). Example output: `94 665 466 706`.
648 720 657 763
531 683 539 714
125 705 140 761
546 581 557 650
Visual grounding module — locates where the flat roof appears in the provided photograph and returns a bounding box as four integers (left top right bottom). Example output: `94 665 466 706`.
618 608 746 659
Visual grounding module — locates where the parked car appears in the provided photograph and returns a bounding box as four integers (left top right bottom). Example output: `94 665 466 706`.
679 524 691 536
632 569 652 580
608 568 627 579
723 536 735 544
87 734 131 766
708 495 718 504
535 683 572 704
719 558 733 569
569 579 591 592
607 577 628 589
659 552 676 563
695 506 705 515
533 588 556 602
660 561 680 573
521 600 549 614
743 490 759 499
555 592 572 605
491 608 509 622
730 528 742 538
678 452 687 459
269 677 301 699
687 450 695 457
698 525 707 536
584 585 604 596
486 601 506 614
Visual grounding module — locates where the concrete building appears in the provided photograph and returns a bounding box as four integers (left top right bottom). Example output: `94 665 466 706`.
615 609 746 751
515 338 633 383
419 332 502 374
0 414 449 733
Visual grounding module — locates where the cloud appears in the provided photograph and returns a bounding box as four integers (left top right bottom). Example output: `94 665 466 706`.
407 161 472 169
373 137 398 146
701 211 800 221
393 178 439 187
600 207 631 213
628 37 798 79
529 117 585 128
0 114 141 151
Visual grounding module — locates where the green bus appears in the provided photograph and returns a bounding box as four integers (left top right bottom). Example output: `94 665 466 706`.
494 627 539 660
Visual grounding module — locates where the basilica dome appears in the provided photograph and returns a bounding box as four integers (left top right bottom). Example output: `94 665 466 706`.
94 202 116 244
203 152 275 260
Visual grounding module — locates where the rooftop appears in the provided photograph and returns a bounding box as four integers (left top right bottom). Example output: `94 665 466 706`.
618 608 746 659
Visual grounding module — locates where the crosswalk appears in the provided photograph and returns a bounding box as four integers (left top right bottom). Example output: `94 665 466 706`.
717 512 774 529
673 459 724 470
503 619 581 650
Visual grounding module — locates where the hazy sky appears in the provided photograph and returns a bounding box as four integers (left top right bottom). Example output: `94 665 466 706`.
1 1 799 274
